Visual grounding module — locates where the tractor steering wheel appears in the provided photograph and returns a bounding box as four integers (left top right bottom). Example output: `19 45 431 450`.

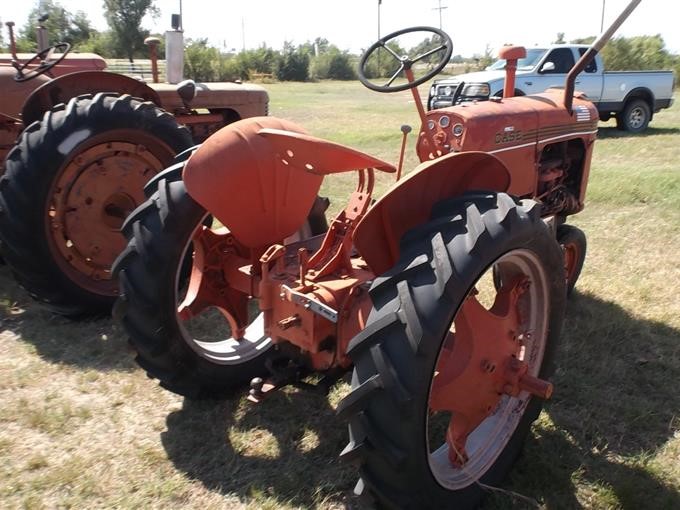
13 42 71 82
359 26 452 93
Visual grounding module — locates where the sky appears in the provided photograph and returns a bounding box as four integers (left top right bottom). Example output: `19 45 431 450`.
3 0 680 57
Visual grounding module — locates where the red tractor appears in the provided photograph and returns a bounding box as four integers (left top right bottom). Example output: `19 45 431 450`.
113 2 639 508
0 19 269 316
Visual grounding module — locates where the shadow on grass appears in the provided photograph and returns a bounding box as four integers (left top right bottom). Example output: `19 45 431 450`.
0 266 135 371
161 291 680 509
161 388 366 509
597 125 680 139
488 291 680 509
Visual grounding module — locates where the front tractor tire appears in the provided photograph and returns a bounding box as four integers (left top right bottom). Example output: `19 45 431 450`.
0 93 193 317
338 192 566 509
557 224 586 296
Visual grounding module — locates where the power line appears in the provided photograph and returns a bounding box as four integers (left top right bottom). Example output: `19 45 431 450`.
432 0 448 30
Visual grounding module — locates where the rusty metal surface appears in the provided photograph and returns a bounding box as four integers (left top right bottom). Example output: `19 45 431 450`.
21 71 162 125
183 117 325 250
257 128 395 175
149 81 268 113
46 131 174 296
0 52 106 77
0 67 50 119
354 151 511 275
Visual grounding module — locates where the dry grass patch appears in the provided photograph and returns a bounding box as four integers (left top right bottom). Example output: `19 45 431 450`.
0 83 678 508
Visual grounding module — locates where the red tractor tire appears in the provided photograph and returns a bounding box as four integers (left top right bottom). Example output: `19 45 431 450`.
557 224 587 297
0 93 193 317
113 163 329 398
337 192 566 509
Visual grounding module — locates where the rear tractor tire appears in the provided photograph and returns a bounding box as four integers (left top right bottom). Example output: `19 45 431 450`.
113 162 329 398
556 224 586 296
338 192 566 509
0 93 193 317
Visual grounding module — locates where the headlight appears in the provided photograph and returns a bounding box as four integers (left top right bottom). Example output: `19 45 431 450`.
430 85 436 96
462 83 490 97
443 86 453 96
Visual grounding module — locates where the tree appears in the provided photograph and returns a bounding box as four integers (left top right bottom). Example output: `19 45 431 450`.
184 38 219 82
17 0 95 51
310 45 356 80
275 42 310 81
103 0 158 62
554 32 566 44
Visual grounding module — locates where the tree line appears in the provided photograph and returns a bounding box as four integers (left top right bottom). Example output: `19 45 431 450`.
2 2 678 84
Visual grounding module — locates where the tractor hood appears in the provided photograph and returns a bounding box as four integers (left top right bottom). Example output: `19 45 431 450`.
150 81 269 112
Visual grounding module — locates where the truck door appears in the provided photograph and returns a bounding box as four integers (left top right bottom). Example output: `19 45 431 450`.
530 47 576 94
573 48 604 101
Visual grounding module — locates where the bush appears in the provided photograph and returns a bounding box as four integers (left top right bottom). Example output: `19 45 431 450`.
310 49 356 80
275 43 310 81
184 38 218 82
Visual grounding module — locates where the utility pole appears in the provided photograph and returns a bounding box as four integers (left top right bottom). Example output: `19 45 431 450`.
600 0 606 32
433 0 448 30
377 0 382 40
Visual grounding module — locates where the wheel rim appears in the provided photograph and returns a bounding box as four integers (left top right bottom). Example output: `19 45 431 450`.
427 249 550 489
174 222 272 365
629 106 645 129
46 131 174 296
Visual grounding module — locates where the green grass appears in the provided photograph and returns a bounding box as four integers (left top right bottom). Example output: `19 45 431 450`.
1 81 679 509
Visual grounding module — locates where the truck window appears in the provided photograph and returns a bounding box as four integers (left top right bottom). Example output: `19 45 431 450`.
577 48 598 73
541 48 575 74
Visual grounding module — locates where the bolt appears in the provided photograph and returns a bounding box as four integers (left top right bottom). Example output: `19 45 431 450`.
481 359 495 373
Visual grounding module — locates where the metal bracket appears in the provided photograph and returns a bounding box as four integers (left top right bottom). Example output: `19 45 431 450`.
281 284 338 323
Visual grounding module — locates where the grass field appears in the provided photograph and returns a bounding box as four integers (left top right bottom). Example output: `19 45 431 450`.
1 81 678 509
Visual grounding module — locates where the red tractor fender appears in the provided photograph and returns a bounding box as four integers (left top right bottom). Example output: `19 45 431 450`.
353 151 511 275
183 116 394 250
21 71 162 125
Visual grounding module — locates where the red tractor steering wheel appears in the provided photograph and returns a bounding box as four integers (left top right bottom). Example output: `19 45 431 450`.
359 26 453 93
13 42 71 82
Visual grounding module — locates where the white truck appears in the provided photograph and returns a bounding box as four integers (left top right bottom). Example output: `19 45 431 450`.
428 44 675 132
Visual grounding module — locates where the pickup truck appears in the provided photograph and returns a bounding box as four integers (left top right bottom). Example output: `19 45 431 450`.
428 44 675 132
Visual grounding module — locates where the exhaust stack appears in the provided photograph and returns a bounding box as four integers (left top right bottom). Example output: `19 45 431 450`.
499 45 526 99
564 0 642 113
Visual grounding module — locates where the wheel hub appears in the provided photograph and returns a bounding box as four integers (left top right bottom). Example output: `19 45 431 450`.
48 139 163 294
427 249 553 488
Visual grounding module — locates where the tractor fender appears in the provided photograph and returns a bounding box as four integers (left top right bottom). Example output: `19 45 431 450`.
354 151 511 275
22 71 162 125
183 116 324 250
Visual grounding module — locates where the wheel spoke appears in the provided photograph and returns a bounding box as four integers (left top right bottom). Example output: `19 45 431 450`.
177 227 249 338
381 42 403 61
430 277 531 466
412 43 447 64
383 63 406 87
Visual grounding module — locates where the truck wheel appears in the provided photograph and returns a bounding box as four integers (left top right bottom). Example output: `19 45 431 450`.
556 224 586 296
113 165 329 398
338 192 566 509
617 99 651 133
0 93 193 317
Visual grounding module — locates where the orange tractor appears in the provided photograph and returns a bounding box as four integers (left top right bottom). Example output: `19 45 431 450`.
0 19 269 316
114 2 639 508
